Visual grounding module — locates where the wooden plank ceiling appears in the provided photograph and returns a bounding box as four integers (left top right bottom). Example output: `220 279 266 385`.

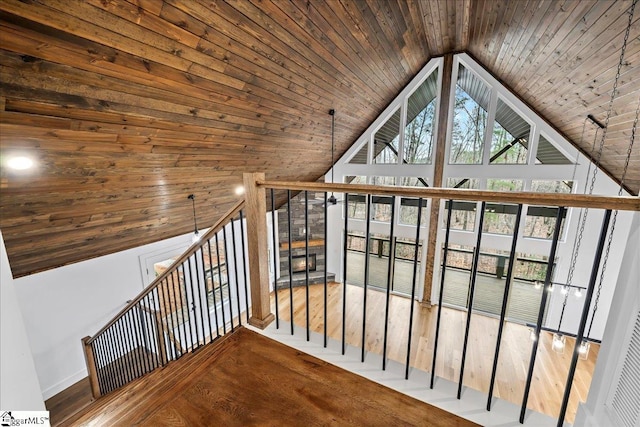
1 0 638 278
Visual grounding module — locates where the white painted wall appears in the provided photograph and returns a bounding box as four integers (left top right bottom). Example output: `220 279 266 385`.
12 232 195 400
574 211 639 427
0 231 45 411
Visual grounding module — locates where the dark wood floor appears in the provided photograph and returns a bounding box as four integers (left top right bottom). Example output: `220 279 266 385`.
62 327 478 426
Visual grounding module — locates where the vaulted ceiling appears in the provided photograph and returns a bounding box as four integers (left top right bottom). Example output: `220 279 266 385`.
1 0 638 278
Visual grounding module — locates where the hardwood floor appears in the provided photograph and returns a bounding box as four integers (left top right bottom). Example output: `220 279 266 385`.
62 328 478 426
45 378 93 426
271 282 598 424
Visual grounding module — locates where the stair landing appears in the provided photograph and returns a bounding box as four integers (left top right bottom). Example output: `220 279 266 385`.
62 327 478 426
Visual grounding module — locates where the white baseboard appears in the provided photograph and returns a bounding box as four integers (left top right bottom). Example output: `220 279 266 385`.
42 368 87 401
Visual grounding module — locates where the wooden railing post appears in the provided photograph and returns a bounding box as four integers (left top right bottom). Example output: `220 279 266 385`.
244 172 275 329
82 336 101 399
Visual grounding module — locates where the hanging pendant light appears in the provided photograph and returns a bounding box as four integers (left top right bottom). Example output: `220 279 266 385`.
534 280 542 290
188 194 200 243
328 109 337 205
552 332 566 353
574 288 583 298
578 340 591 360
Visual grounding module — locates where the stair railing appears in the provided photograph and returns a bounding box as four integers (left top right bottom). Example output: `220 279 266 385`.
82 199 249 398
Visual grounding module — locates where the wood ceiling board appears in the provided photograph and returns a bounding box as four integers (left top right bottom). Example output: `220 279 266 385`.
1 0 639 278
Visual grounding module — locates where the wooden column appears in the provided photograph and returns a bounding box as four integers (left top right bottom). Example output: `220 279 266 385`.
244 172 275 329
422 53 454 306
81 336 101 399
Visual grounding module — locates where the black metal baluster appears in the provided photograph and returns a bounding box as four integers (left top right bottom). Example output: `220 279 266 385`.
187 256 202 349
362 194 372 362
115 318 134 384
305 191 310 341
487 204 523 410
222 223 240 332
145 294 161 369
105 326 123 391
239 210 250 323
287 190 294 335
124 310 142 378
198 246 213 344
194 249 210 345
153 287 169 366
271 189 280 329
457 201 486 397
110 323 127 388
382 196 396 370
405 198 423 379
179 262 195 351
132 303 150 377
222 225 235 332
230 217 242 327
557 209 612 427
215 233 228 335
323 192 328 347
182 259 198 351
160 278 177 361
206 239 221 338
431 200 454 388
342 193 349 355
520 206 566 423
99 334 115 393
171 271 188 355
93 336 108 394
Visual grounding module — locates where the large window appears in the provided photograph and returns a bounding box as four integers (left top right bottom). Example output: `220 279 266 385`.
489 98 530 164
404 69 439 164
524 180 573 239
373 108 401 164
450 64 490 164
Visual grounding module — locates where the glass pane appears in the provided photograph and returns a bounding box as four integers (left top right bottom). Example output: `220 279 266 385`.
404 69 439 164
371 177 395 222
348 141 369 164
483 179 523 235
535 134 572 165
450 64 490 164
347 194 367 220
445 178 479 231
374 108 401 164
400 177 428 225
490 98 529 164
393 237 421 295
368 233 391 291
442 244 473 308
345 175 367 184
524 180 572 239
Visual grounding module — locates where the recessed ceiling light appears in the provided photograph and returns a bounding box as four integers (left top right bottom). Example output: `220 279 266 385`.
235 185 245 195
7 156 34 170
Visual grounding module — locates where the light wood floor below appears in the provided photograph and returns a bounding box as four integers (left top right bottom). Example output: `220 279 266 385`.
271 282 598 425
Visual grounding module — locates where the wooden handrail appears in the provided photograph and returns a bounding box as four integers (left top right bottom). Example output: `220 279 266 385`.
87 199 245 344
258 180 640 211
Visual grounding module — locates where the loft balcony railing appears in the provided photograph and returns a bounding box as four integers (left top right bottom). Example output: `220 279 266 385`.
82 173 639 427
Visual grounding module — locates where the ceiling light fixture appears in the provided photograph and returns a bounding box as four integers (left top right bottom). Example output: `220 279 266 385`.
328 109 337 205
7 156 34 170
188 194 200 243
235 185 245 196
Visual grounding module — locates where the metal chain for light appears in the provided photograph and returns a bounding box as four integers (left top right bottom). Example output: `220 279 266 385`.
565 123 600 289
587 92 639 337
564 0 636 286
